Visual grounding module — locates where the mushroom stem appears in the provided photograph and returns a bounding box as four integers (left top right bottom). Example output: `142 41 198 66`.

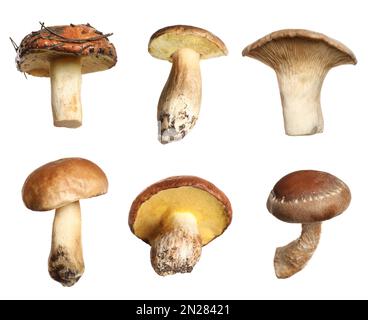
274 222 321 279
50 56 82 128
157 48 202 144
277 70 326 135
151 212 202 276
48 201 84 287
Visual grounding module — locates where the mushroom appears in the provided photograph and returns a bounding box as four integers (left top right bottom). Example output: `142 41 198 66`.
242 29 357 135
267 170 351 279
129 176 232 275
16 23 117 128
22 158 108 286
148 25 228 144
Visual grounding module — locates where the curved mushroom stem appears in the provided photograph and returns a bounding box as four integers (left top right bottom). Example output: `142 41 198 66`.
150 213 202 276
48 201 84 287
157 48 202 144
274 222 321 279
276 70 326 135
50 56 82 128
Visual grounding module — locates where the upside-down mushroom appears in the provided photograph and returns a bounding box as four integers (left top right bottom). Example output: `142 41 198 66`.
129 176 232 275
243 29 357 135
16 23 117 128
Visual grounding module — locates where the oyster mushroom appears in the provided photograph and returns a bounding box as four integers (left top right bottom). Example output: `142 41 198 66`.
243 29 357 135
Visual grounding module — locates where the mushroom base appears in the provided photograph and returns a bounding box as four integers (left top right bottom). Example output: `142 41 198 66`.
49 245 84 287
48 201 84 287
157 48 201 144
274 222 321 279
277 71 325 136
50 56 82 128
150 213 202 276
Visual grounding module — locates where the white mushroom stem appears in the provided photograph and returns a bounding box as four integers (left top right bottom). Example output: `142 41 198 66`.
277 70 326 135
158 48 202 144
48 201 84 287
150 212 202 276
50 56 82 128
274 222 321 279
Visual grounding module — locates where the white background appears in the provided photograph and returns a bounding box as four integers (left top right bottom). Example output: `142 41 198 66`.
0 0 365 299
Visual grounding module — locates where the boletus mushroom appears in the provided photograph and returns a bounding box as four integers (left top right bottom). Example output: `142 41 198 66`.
149 25 228 144
16 23 117 128
243 29 357 135
22 158 108 286
267 170 351 279
129 176 232 276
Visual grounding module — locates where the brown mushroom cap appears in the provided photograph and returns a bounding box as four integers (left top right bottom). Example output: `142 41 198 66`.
267 170 351 223
129 176 232 245
148 25 228 61
17 24 117 77
22 158 108 211
242 29 357 68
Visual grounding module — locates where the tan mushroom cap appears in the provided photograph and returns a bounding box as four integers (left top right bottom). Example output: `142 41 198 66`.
267 170 351 223
17 24 117 77
22 158 108 211
148 25 228 61
243 29 357 68
129 176 232 245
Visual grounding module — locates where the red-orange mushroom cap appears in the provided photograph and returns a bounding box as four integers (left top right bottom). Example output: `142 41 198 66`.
15 23 117 128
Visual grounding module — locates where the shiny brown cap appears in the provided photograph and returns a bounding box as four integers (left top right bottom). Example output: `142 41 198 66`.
267 170 351 223
148 25 228 61
22 158 108 211
17 23 117 77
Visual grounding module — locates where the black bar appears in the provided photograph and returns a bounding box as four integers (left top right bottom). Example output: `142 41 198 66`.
0 299 359 318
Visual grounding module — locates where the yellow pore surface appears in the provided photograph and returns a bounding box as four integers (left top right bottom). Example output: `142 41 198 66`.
149 33 226 61
133 187 230 245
